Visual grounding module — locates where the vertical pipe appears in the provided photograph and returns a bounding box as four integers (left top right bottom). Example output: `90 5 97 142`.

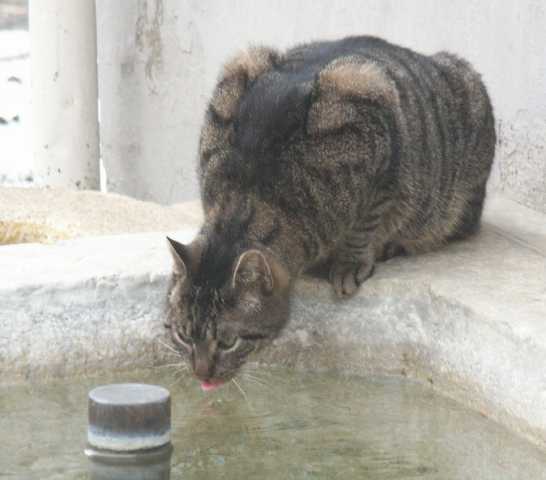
29 0 100 190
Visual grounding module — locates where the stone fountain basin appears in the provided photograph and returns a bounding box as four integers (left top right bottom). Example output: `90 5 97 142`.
0 188 545 450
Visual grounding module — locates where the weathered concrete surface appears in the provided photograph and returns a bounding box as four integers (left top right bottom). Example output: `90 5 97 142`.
0 187 202 244
0 30 31 187
0 195 545 449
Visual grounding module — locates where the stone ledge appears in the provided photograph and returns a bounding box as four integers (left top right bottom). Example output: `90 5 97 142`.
0 195 545 449
0 186 203 243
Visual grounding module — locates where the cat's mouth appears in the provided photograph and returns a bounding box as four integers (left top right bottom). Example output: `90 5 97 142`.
200 379 225 392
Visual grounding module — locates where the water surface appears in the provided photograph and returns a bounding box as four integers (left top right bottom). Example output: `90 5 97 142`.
2 368 546 479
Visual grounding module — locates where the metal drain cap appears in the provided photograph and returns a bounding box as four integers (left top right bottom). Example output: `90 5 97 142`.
87 383 171 452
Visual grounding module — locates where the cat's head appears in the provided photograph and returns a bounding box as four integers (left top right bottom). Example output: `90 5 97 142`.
166 236 290 390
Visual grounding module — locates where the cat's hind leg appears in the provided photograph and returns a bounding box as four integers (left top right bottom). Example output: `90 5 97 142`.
376 241 407 262
446 183 487 242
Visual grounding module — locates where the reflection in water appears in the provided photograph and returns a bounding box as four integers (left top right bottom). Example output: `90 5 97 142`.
86 448 172 480
2 368 546 479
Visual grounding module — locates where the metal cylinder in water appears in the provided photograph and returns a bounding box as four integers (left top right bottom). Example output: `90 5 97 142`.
84 384 173 480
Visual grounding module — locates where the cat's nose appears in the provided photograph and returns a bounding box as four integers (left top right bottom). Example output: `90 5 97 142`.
193 345 213 380
194 358 212 380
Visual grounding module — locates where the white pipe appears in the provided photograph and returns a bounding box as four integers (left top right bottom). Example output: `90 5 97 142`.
29 0 99 190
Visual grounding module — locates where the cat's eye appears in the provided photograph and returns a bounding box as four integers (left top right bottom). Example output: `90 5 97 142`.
240 334 267 341
217 337 239 351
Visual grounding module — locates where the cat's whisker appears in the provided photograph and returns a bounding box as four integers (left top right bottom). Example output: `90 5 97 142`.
153 362 187 370
241 363 275 376
156 338 182 356
164 354 185 363
171 363 189 374
241 378 269 393
241 367 286 388
240 363 264 374
159 350 181 359
167 376 182 389
231 378 249 403
166 368 190 388
240 371 264 381
240 372 268 388
174 370 189 381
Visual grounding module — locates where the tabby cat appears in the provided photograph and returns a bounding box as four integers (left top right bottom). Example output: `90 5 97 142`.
166 36 495 390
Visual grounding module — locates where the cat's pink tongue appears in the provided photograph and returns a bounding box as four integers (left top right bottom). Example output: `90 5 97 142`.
200 380 224 392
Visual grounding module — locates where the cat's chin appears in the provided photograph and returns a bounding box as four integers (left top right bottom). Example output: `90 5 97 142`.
200 379 225 392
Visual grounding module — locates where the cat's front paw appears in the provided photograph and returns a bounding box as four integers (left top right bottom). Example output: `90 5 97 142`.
329 261 375 298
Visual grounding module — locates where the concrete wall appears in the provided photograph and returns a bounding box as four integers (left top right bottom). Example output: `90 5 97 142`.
96 0 546 212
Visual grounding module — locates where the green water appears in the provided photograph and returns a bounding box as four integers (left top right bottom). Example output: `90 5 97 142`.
2 368 546 479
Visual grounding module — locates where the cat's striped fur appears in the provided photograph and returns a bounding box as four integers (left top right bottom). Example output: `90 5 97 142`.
167 36 495 385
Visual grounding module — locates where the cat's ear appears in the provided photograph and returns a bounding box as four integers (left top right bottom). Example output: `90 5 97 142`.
209 46 280 122
307 58 399 135
232 250 274 294
166 236 204 280
167 237 189 278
